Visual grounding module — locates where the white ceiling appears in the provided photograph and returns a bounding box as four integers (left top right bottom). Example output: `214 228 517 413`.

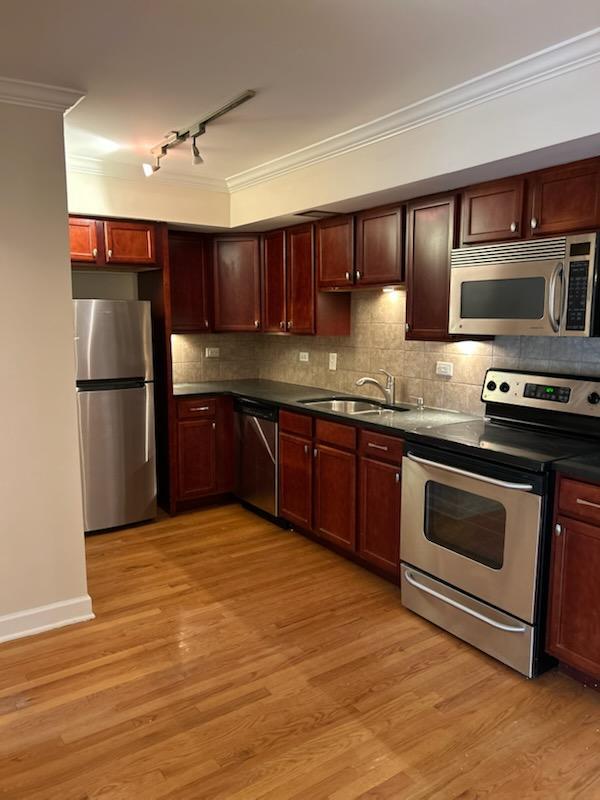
1 1 599 185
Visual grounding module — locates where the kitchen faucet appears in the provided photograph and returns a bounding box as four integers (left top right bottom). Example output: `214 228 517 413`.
355 369 396 405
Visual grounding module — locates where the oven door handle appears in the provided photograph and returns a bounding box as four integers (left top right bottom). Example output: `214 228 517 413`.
405 452 534 492
403 569 528 633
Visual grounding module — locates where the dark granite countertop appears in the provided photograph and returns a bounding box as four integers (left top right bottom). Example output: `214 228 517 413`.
173 379 477 435
554 453 600 484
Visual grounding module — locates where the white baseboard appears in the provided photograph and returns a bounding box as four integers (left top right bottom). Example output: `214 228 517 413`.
0 595 94 644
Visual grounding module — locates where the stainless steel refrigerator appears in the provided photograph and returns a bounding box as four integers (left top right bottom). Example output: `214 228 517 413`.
74 299 157 532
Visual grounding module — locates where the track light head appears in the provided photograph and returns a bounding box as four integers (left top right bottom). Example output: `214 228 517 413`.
192 135 204 165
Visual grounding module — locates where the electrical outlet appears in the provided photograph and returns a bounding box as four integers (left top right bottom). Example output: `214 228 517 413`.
329 352 337 371
299 351 309 363
436 360 453 377
205 347 220 358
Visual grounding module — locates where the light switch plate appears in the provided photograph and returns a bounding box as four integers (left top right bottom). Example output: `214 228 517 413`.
329 352 337 371
205 347 220 358
436 360 453 377
299 351 309 362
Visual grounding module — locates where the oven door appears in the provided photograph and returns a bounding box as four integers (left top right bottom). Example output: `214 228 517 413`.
449 258 566 337
401 448 542 623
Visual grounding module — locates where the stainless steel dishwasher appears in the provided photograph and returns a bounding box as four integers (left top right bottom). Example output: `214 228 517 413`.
234 399 279 517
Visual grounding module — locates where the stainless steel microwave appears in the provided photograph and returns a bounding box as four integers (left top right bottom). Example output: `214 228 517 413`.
449 232 600 337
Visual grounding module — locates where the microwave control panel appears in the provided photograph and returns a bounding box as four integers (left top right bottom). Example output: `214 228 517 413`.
565 261 589 331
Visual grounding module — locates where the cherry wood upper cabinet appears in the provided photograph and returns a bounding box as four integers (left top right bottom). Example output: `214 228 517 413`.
213 235 261 332
287 223 315 334
355 206 404 285
69 218 100 263
262 230 286 333
461 178 525 245
358 456 401 578
547 513 600 678
279 432 313 530
104 220 157 266
405 194 458 341
529 159 600 237
316 215 354 289
168 233 210 333
314 443 356 552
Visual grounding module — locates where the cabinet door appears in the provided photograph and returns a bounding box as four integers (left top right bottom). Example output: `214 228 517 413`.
169 234 210 332
405 194 457 341
104 221 157 266
279 433 312 529
287 223 315 334
213 236 261 332
358 457 401 578
547 515 600 678
529 160 600 237
314 444 356 552
461 178 525 244
355 206 404 285
176 419 217 500
69 218 100 263
316 215 354 289
262 230 286 333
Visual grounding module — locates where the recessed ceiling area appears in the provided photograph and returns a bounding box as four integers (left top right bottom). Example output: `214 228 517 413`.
1 0 599 186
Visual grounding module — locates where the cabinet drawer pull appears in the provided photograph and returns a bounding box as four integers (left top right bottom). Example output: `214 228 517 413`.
92 247 98 257
510 221 517 233
367 442 388 451
576 497 600 510
189 406 210 412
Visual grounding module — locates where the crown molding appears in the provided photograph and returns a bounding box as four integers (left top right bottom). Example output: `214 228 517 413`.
66 154 229 192
227 27 600 192
0 76 84 114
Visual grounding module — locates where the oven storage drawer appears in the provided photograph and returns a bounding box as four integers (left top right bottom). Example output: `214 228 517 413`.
401 565 534 677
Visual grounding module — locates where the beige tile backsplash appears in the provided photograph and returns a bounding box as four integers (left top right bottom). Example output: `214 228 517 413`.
171 290 600 416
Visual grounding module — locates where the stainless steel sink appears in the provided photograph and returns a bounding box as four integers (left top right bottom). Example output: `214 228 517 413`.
299 397 409 416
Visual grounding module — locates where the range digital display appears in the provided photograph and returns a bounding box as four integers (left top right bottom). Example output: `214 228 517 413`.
524 383 571 403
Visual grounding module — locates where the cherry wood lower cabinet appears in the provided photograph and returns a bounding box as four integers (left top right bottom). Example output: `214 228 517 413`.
279 432 313 529
174 396 233 506
547 475 600 679
314 444 356 552
357 432 402 577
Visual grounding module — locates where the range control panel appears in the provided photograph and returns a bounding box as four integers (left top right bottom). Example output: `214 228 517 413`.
482 370 600 416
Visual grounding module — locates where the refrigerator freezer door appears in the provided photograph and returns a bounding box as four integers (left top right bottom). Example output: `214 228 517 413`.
77 384 157 531
74 299 153 381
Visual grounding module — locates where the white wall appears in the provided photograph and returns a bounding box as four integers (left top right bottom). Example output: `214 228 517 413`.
0 101 92 642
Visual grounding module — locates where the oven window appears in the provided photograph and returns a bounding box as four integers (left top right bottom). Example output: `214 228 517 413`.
424 481 506 569
461 277 545 319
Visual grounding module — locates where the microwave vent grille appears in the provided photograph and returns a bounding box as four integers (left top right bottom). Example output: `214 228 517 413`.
451 237 567 267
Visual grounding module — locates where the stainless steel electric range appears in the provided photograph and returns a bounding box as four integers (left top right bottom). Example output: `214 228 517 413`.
400 368 600 678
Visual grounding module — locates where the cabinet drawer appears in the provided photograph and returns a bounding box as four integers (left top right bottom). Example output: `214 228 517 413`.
359 430 404 464
558 476 600 526
177 397 216 419
280 410 313 438
315 418 356 450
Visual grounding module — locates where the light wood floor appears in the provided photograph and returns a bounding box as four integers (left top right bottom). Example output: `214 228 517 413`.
1 505 599 799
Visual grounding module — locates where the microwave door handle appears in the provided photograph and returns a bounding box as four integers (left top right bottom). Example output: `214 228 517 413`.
405 452 534 492
548 261 563 333
558 262 567 332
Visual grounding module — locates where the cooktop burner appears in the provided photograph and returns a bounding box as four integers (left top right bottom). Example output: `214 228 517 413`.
411 418 595 471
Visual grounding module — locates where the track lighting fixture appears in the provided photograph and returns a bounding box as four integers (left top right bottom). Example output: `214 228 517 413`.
142 90 255 176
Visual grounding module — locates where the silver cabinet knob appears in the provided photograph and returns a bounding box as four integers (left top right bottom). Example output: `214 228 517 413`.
313 448 317 458
212 422 216 430
405 322 411 332
204 319 209 328
395 472 400 483
510 222 517 233
304 444 309 454
279 321 285 330
356 270 362 281
107 248 113 259
554 523 562 536
345 271 352 281
92 247 98 257
531 217 538 229
254 320 260 329
287 320 293 330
